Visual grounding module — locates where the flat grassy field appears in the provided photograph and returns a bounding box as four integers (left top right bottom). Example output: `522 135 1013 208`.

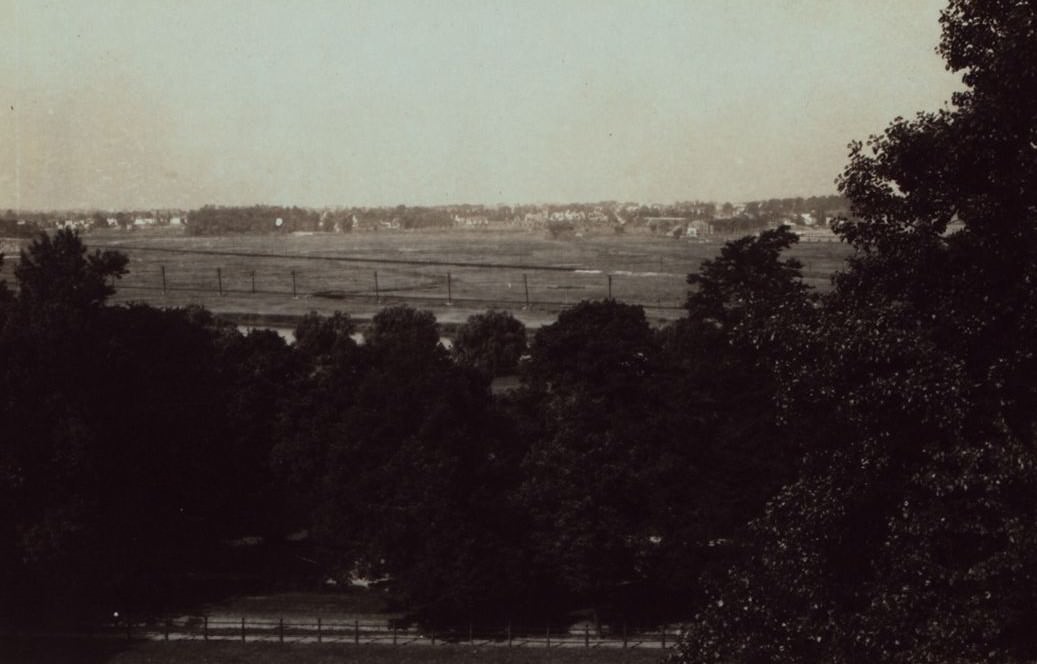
2 638 666 664
4 228 853 329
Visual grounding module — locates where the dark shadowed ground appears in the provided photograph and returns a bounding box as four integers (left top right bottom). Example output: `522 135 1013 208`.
1 638 665 664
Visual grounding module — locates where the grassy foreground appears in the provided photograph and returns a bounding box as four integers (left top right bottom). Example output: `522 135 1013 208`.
2 638 667 664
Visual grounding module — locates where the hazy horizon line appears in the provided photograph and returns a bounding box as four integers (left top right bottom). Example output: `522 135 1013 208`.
5 191 845 215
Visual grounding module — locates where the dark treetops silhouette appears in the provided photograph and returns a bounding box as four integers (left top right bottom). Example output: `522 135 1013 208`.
0 228 799 627
452 309 528 378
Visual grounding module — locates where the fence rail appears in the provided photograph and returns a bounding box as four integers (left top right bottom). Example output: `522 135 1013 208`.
7 617 684 650
108 261 690 312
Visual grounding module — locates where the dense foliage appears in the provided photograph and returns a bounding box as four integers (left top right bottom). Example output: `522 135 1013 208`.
669 1 1037 662
0 229 797 626
0 231 260 618
186 205 322 235
184 204 456 235
452 309 528 378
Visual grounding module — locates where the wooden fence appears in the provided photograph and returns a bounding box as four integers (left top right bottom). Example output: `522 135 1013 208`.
109 262 688 312
16 617 683 650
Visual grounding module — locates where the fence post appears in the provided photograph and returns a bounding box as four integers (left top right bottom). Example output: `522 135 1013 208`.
661 624 666 648
447 272 453 304
623 622 627 649
126 619 132 641
251 270 256 294
431 628 436 646
317 617 322 644
217 268 223 296
241 617 246 643
354 619 359 645
468 621 473 645
524 274 530 308
393 623 398 645
279 617 284 643
546 624 550 648
164 619 170 641
374 270 380 304
507 621 512 647
204 616 208 642
585 623 589 647
607 274 613 299
161 265 167 295
291 271 297 297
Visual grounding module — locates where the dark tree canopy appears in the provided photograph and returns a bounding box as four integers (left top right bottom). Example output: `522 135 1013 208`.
4 230 783 625
452 309 527 377
15 228 127 312
686 225 808 330
684 225 812 367
293 310 358 369
519 302 655 599
672 2 1037 662
525 299 655 394
366 305 443 362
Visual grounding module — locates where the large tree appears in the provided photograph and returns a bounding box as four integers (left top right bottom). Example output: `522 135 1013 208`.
14 228 127 313
518 300 663 609
643 227 808 606
671 2 1037 662
0 233 260 620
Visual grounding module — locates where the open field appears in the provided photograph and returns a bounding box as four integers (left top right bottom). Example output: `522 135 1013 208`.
54 228 852 329
1 638 666 664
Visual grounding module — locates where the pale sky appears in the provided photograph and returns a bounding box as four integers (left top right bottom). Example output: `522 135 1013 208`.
0 1 962 210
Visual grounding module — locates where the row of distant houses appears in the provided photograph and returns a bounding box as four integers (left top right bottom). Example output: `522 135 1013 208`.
450 208 838 237
643 217 715 238
56 215 186 230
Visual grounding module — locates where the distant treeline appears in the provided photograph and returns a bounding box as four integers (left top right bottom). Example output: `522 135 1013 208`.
185 204 459 235
2 196 850 237
0 217 43 238
182 198 849 236
187 205 322 235
739 194 848 217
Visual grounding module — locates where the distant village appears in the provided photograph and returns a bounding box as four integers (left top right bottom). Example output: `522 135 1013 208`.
0 196 849 243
